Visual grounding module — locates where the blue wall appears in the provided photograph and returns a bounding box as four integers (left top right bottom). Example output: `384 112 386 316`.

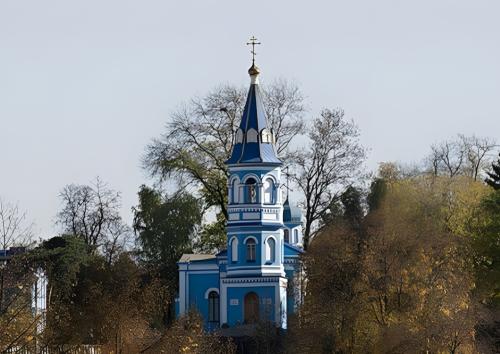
187 271 219 326
226 286 276 326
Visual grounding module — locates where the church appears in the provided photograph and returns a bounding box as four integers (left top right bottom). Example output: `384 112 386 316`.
175 50 304 331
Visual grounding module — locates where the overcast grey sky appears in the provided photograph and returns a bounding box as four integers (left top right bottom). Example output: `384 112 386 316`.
1 0 499 238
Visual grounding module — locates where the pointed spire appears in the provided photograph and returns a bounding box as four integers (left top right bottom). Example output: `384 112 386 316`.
225 38 281 166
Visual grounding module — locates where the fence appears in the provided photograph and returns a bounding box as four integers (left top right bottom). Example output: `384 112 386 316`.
4 345 103 354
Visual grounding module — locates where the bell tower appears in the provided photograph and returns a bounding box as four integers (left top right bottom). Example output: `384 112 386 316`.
225 61 285 278
220 38 288 328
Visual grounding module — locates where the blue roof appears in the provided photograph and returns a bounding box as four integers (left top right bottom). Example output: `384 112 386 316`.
283 198 302 224
284 242 304 256
225 80 282 166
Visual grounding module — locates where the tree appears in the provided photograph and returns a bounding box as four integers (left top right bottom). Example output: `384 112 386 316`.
0 198 34 250
460 135 497 181
291 109 366 249
293 175 481 353
132 185 202 324
57 178 131 258
426 135 497 180
141 310 236 354
0 199 37 352
193 212 227 253
485 152 500 190
37 235 162 351
0 253 40 353
142 80 305 224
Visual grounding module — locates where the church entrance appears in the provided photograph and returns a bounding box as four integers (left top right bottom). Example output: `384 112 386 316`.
244 292 259 324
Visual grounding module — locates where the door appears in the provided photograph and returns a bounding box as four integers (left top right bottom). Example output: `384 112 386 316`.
244 292 259 324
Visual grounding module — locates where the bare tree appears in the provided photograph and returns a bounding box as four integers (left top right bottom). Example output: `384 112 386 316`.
0 198 34 250
143 80 305 219
291 109 366 250
428 139 465 178
426 135 497 180
459 134 497 181
0 200 38 352
57 178 130 256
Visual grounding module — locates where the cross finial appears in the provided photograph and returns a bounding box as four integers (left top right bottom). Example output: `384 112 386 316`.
246 36 261 65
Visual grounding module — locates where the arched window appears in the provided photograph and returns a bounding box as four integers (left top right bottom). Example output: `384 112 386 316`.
260 128 274 143
208 291 219 323
232 179 239 204
263 178 274 204
236 128 244 143
247 128 258 142
284 229 290 243
245 178 258 203
246 238 256 262
294 229 299 243
231 237 238 263
266 238 276 263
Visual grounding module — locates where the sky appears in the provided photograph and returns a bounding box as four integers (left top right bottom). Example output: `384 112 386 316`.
1 0 499 239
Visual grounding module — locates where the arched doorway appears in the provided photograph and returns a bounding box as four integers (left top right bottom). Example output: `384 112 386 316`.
244 292 259 324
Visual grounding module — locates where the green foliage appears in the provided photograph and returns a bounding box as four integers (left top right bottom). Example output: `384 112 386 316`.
143 82 305 222
133 185 202 271
320 186 364 229
486 153 500 190
38 236 163 349
473 189 500 303
194 212 227 253
133 185 202 325
367 178 387 212
295 177 480 353
37 235 90 301
340 186 364 227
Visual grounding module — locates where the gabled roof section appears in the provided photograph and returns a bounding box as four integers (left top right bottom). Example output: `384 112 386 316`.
225 65 282 166
178 254 216 263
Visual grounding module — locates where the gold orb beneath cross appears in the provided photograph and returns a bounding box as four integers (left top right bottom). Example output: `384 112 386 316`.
248 64 260 76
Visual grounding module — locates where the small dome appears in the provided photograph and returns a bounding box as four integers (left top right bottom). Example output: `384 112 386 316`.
248 64 261 76
283 198 302 224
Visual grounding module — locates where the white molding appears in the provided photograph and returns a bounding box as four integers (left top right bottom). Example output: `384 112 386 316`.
229 175 240 185
265 235 278 263
227 268 285 277
229 236 238 263
221 282 228 324
228 204 282 210
204 288 220 299
229 165 281 172
242 173 261 183
228 265 282 270
242 212 260 220
179 270 186 315
178 263 219 271
243 235 258 244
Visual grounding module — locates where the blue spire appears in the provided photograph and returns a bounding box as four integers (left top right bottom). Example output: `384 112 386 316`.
225 65 282 166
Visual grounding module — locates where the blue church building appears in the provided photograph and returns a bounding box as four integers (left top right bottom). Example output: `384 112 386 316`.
175 60 304 330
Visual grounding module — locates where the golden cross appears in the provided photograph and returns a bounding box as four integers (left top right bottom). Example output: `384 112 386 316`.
246 36 261 65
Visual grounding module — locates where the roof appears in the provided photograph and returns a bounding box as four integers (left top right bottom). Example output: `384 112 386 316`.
283 198 302 224
225 71 282 166
178 254 216 263
284 242 304 255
